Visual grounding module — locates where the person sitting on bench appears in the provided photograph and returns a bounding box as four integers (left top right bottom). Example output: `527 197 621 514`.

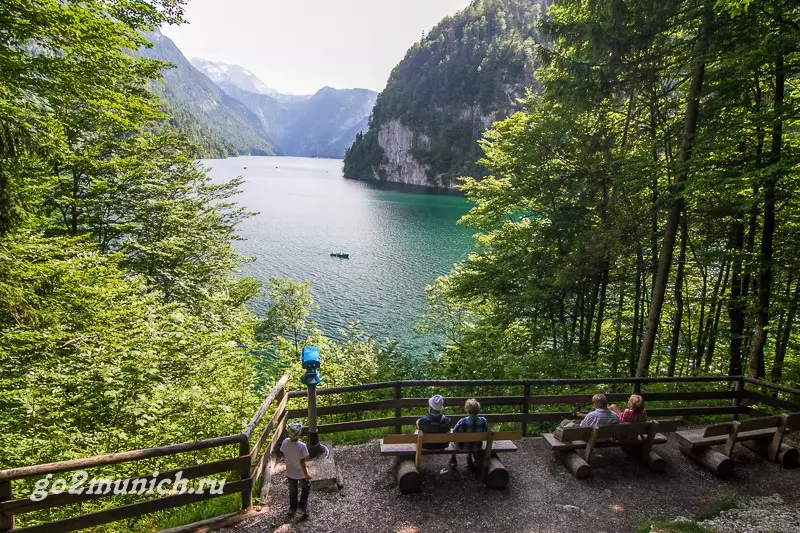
449 398 489 471
416 394 452 450
579 394 619 427
560 393 620 429
610 394 647 423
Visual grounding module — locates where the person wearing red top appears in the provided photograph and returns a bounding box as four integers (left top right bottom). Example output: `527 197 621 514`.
610 394 647 423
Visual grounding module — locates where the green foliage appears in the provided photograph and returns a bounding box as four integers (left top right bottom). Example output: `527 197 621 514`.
0 2 276 530
344 0 547 186
636 519 712 533
694 493 739 521
429 0 800 384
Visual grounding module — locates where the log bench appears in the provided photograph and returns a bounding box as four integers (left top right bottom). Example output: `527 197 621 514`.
543 420 680 478
676 413 800 478
379 430 521 493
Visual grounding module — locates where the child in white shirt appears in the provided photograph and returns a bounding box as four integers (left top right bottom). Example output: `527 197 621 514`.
280 419 312 520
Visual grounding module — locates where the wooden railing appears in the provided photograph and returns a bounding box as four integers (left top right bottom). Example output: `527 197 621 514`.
2 374 799 532
0 375 291 533
283 376 800 438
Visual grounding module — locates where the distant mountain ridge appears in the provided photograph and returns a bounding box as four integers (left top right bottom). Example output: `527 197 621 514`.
191 59 377 158
142 30 277 157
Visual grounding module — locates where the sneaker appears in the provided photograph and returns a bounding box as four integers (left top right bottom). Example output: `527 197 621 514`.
298 510 309 521
287 510 296 519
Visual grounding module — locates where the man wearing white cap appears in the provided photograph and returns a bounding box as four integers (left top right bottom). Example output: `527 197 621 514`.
416 394 452 451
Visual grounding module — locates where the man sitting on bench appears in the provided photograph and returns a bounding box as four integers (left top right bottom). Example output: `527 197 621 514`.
416 395 452 450
450 398 489 471
560 393 620 429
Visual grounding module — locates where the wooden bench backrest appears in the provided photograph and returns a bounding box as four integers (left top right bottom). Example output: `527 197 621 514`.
703 423 733 438
784 412 800 430
383 434 417 445
652 419 681 433
383 430 522 445
558 427 592 442
736 415 782 433
421 432 491 444
594 422 650 440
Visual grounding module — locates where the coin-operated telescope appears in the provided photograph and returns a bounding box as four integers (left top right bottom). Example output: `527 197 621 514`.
300 346 325 458
300 346 322 388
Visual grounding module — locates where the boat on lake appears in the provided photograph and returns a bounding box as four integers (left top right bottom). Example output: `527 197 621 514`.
330 252 350 259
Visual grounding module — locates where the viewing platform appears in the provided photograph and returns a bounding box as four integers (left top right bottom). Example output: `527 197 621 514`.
2 375 799 532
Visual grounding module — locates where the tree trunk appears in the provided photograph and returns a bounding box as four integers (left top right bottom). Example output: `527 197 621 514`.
582 274 600 360
637 7 712 376
592 265 609 362
612 282 625 376
772 280 798 384
694 267 709 368
704 262 730 371
667 215 688 377
630 254 643 377
728 217 745 376
748 52 784 379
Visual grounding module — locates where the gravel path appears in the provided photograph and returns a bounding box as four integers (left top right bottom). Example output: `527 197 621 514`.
221 434 800 533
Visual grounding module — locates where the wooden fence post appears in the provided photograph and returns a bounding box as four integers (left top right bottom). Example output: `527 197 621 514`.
521 384 531 437
733 377 745 420
633 381 642 395
394 383 402 434
0 480 14 531
239 437 252 510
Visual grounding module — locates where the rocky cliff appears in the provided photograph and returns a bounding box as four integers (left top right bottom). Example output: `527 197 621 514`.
343 0 550 188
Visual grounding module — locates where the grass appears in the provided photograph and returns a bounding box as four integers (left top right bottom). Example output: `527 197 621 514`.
637 492 739 533
636 520 713 533
152 494 241 531
693 492 738 521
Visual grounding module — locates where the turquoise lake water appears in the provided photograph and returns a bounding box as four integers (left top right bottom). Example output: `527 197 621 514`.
203 156 475 355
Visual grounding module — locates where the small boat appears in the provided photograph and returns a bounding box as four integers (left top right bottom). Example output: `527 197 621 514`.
330 252 350 259
243 167 247 169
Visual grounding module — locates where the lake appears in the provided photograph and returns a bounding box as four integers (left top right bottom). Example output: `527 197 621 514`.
203 156 475 355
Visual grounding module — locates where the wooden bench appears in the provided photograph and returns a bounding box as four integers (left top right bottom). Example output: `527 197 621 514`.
543 420 680 478
379 430 521 493
676 413 800 477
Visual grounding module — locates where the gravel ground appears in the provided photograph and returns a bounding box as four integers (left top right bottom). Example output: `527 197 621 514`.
697 494 800 533
221 434 800 533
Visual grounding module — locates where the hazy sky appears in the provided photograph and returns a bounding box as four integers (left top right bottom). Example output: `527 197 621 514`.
161 0 473 95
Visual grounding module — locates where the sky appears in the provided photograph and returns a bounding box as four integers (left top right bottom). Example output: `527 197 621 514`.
162 0 473 95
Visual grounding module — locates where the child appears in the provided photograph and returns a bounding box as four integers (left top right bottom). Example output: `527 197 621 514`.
610 394 647 423
450 398 488 471
280 419 311 520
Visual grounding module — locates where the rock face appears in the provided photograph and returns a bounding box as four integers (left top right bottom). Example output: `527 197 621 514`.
191 59 377 158
376 120 431 186
343 0 552 188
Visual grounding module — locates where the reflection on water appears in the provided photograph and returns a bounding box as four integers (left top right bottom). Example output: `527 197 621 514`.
203 156 475 355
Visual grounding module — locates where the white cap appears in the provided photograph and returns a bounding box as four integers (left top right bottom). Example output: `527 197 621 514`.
428 395 444 411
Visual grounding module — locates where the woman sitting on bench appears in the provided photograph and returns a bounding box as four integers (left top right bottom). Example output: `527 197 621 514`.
610 394 647 423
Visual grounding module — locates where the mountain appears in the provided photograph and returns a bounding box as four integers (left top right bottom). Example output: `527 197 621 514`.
191 59 377 158
343 0 550 188
141 30 277 157
190 58 279 97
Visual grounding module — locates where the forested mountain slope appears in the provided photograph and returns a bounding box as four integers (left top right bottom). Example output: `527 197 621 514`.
343 0 550 187
142 30 277 157
192 59 377 158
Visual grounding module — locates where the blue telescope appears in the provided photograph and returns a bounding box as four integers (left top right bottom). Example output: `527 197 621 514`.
300 346 322 388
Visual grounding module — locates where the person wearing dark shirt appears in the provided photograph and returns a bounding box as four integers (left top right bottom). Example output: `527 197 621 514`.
416 394 451 450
